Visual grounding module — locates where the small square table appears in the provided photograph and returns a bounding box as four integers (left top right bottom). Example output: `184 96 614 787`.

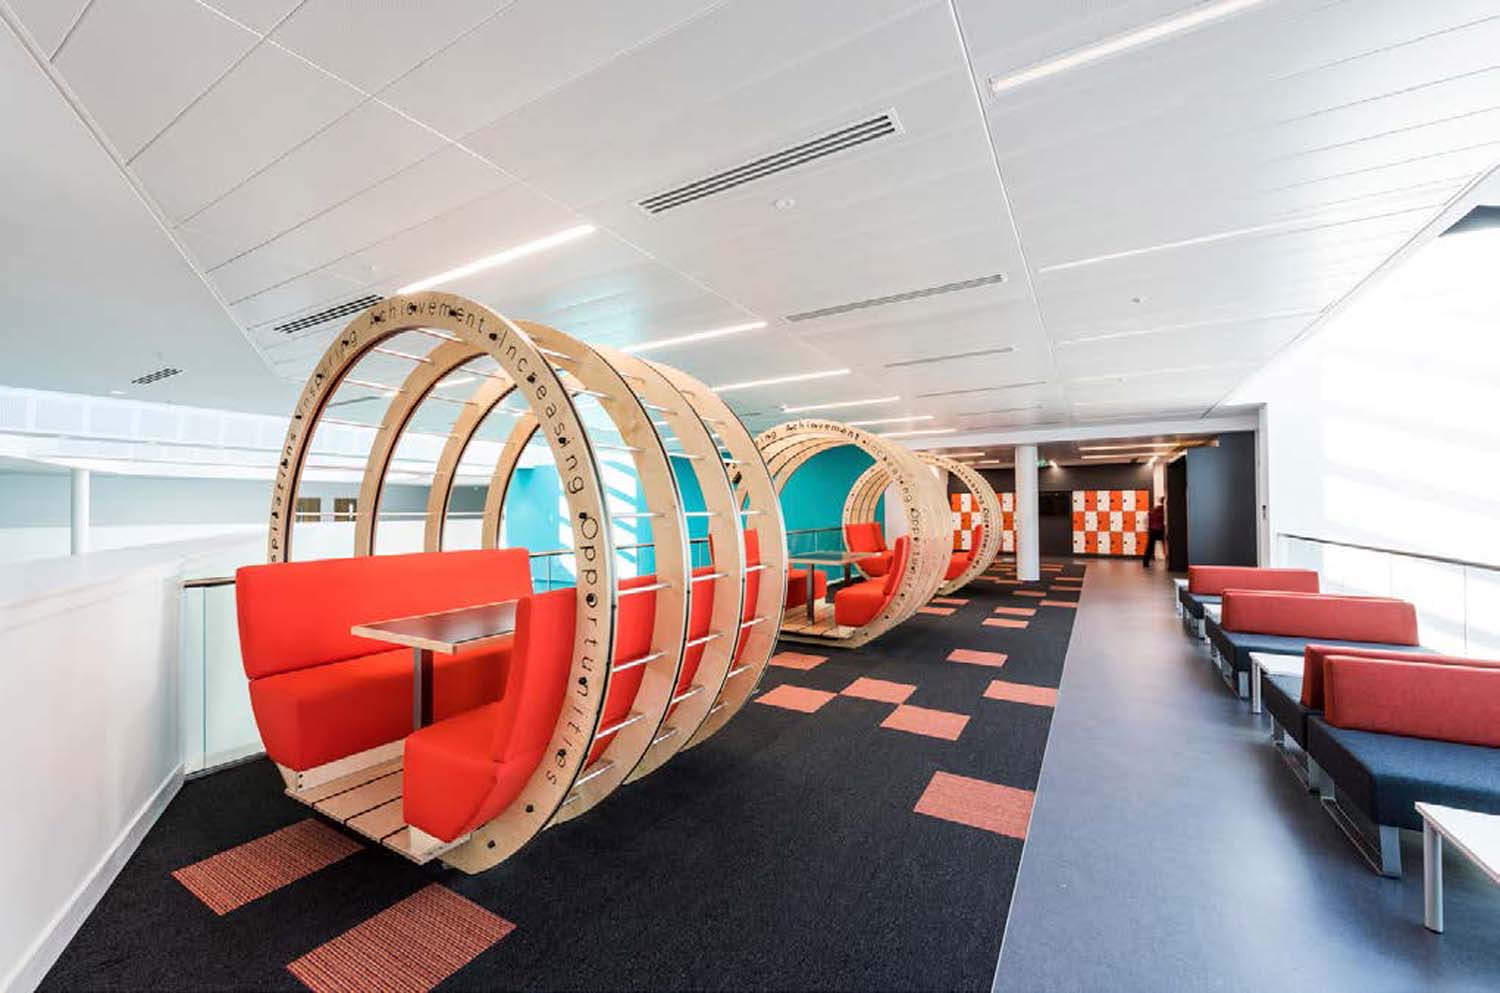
353 600 519 729
786 550 877 621
1415 802 1500 933
1248 650 1304 715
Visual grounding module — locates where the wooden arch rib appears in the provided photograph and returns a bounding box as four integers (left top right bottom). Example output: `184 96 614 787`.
923 452 1002 594
753 420 949 649
270 293 616 873
651 363 787 747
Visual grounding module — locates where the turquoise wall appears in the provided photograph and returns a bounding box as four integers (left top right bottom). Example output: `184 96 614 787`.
778 446 881 577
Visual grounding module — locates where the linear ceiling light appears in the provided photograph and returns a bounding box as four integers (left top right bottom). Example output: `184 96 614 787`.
713 368 851 393
878 428 957 438
845 415 935 427
397 224 596 293
988 0 1267 96
781 395 900 413
621 321 767 354
1080 453 1154 460
1076 442 1179 451
945 451 989 458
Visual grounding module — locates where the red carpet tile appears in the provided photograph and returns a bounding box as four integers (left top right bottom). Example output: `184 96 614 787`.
755 684 836 713
983 680 1058 708
931 596 969 606
841 676 917 704
1013 590 1046 598
1041 600 1079 608
172 819 362 915
948 648 1007 667
287 884 513 993
918 605 955 616
983 618 1028 629
992 606 1036 617
768 651 828 671
882 704 969 741
987 578 1022 585
914 771 1033 839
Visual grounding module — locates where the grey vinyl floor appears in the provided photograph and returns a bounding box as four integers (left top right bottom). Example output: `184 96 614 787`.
992 559 1500 993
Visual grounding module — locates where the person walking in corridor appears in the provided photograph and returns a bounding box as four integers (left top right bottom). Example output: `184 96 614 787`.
1143 497 1166 567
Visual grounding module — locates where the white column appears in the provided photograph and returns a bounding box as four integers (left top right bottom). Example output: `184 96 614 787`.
1015 444 1039 581
70 467 91 555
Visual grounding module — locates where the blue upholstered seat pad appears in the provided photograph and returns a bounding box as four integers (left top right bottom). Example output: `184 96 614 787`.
1179 589 1220 619
1306 717 1500 831
1204 618 1424 675
1262 674 1313 748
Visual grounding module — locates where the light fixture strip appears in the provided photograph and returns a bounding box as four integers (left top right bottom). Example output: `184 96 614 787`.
397 224 597 294
781 395 900 413
1076 442 1180 452
877 427 957 438
844 415 935 427
988 0 1267 96
713 368 851 393
621 321 767 354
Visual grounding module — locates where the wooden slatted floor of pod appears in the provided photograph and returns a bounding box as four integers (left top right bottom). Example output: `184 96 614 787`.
779 600 855 640
285 758 436 863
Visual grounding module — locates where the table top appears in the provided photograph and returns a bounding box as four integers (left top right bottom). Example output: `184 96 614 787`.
1173 578 1188 590
1203 604 1222 622
352 599 519 654
1249 651 1304 677
1416 803 1500 885
787 550 877 565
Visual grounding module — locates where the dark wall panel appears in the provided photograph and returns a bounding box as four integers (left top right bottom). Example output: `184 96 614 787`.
1185 432 1257 566
967 463 1156 556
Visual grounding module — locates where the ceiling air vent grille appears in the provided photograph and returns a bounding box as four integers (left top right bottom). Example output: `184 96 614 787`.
638 112 900 215
274 294 384 335
786 272 1007 323
130 366 182 386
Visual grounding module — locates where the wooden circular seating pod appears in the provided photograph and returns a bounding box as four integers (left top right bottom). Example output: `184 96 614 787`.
850 452 1002 596
755 419 949 648
239 292 783 873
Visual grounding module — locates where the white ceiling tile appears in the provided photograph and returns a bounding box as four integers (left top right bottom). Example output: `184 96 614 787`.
132 41 364 220
180 100 445 269
381 0 729 138
205 143 512 304
198 0 302 34
7 0 90 56
272 0 507 94
55 0 258 159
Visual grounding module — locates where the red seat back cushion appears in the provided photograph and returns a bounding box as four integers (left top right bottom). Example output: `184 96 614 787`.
236 548 533 679
596 575 658 736
1323 657 1500 747
844 522 886 554
881 536 910 596
1300 645 1500 709
678 566 717 693
490 588 576 762
1220 591 1417 645
1188 566 1319 596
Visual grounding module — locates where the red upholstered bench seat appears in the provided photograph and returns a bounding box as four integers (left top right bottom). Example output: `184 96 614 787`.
945 525 983 581
834 535 909 627
844 521 893 578
1188 565 1319 596
404 587 575 843
236 548 534 772
1299 645 1487 709
785 568 827 609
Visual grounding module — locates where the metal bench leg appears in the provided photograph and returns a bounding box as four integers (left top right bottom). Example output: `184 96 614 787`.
1379 825 1403 879
1308 757 1334 799
1235 670 1248 699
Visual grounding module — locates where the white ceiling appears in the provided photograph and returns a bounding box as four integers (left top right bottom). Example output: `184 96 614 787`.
1 0 1497 436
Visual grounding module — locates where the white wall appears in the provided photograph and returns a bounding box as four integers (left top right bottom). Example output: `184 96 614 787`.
0 535 257 993
1230 222 1500 653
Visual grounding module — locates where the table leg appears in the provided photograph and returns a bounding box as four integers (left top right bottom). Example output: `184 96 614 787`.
1424 822 1444 933
1251 663 1263 715
412 647 434 730
806 574 816 623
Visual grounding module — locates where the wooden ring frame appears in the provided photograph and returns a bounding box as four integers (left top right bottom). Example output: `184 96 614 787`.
754 419 948 648
267 293 781 872
849 453 1002 595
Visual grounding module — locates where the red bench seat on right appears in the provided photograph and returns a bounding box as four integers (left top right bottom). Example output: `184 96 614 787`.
834 536 909 627
844 522 893 578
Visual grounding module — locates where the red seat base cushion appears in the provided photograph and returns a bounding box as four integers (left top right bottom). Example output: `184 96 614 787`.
402 703 544 843
858 551 893 578
1323 657 1500 747
834 580 886 627
1221 591 1418 646
785 568 828 608
250 642 509 771
1187 565 1319 596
